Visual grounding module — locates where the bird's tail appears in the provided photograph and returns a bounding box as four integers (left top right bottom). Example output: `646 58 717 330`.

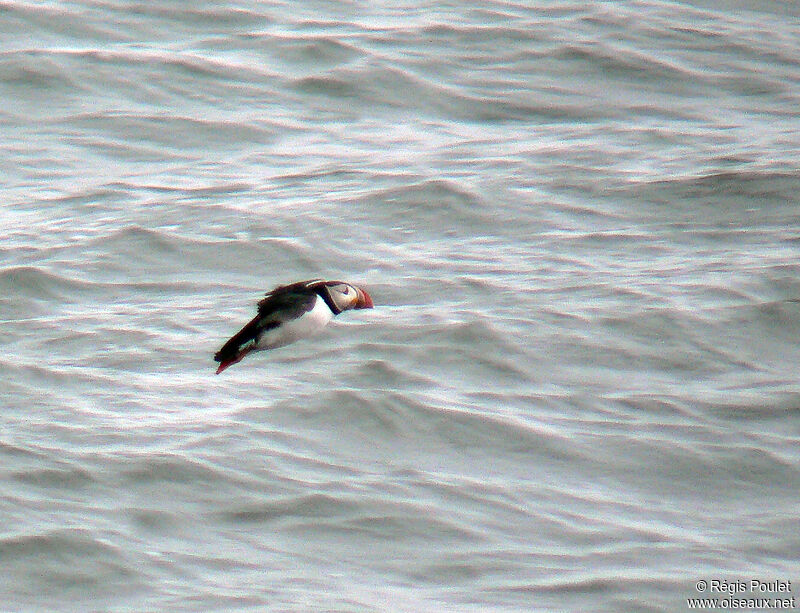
214 315 262 374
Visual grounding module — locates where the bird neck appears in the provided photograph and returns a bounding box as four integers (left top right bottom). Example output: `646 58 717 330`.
316 287 342 315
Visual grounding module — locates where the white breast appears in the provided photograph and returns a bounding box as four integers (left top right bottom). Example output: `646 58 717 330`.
255 295 333 351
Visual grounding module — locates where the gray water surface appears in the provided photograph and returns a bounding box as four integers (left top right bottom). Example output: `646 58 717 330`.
2 2 800 612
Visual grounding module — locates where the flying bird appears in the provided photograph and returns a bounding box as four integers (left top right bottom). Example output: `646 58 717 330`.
214 279 373 374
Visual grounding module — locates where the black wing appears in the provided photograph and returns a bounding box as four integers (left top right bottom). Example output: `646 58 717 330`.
257 279 323 316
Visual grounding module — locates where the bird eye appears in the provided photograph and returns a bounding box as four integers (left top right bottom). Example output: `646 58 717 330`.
342 286 350 294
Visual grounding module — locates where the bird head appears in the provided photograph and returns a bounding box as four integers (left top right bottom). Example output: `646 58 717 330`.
322 281 373 313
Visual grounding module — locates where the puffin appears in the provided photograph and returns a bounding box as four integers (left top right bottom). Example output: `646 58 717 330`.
214 279 373 374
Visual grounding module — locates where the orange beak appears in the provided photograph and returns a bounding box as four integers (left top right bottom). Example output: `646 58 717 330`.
355 286 373 309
